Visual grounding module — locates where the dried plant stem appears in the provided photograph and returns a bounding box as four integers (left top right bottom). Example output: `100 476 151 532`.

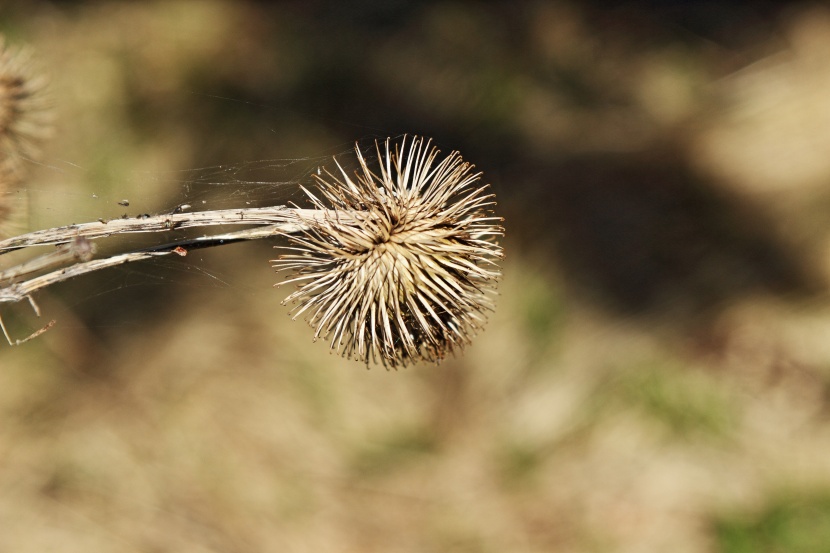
0 206 328 252
0 236 95 283
0 207 332 348
0 221 292 303
0 206 337 304
1 248 180 303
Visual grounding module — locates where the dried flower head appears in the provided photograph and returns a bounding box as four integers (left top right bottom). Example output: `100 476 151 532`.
0 36 50 231
272 136 504 368
0 37 49 177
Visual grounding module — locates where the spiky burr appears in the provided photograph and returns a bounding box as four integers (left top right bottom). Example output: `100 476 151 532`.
0 36 50 186
273 136 504 368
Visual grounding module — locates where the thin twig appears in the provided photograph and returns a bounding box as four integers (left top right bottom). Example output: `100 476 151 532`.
0 221 305 304
0 295 53 346
0 206 326 252
0 209 316 344
0 236 95 283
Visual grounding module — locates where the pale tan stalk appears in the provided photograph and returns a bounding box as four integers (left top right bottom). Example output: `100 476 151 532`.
0 206 330 251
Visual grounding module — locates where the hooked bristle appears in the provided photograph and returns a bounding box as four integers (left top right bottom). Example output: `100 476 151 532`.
272 136 504 369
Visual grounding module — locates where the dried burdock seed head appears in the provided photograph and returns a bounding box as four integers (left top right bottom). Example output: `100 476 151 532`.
272 136 505 368
0 37 50 172
0 36 51 232
0 135 503 359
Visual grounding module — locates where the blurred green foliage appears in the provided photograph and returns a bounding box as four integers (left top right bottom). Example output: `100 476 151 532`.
715 496 830 553
619 362 736 439
350 424 438 478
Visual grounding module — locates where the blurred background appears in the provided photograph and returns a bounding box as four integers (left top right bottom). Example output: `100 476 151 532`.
3 1 830 551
